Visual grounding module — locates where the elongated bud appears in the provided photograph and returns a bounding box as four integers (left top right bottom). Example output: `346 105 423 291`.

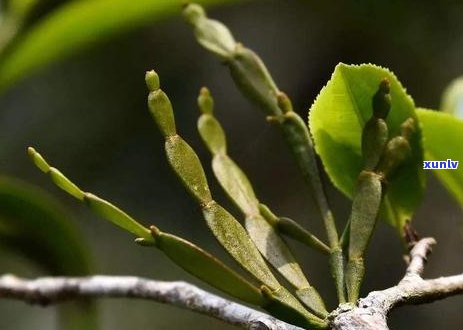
277 91 293 114
197 88 227 155
372 78 391 119
376 118 415 177
183 3 236 59
27 147 50 173
198 87 214 115
229 45 281 115
362 118 388 171
145 70 160 92
146 70 176 137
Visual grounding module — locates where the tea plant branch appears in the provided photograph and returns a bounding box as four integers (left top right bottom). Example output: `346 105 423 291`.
0 274 304 330
1 238 462 330
183 3 345 303
331 237 463 330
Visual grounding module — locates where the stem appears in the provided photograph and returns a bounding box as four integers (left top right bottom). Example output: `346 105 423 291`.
0 275 304 330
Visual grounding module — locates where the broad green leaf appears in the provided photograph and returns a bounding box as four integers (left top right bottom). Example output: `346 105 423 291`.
309 63 425 230
416 108 463 208
0 175 97 330
0 0 239 91
441 77 463 118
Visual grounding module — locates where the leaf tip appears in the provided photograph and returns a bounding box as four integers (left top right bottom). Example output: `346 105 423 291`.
198 87 214 114
145 70 160 92
27 146 50 173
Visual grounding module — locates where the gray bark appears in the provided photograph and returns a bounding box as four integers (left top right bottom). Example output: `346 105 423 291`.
0 238 462 330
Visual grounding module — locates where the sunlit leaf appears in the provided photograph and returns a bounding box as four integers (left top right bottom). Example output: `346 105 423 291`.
309 63 425 230
417 108 463 208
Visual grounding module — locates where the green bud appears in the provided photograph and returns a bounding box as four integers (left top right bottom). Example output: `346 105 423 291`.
400 117 416 140
197 88 226 155
183 3 236 59
197 87 214 115
27 147 50 173
372 78 391 119
376 119 415 177
145 70 160 92
361 118 388 171
182 3 206 25
277 91 294 114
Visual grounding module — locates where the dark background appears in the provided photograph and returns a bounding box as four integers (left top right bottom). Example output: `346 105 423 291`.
0 0 462 329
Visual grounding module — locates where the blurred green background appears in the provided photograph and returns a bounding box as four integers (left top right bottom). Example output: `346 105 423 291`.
0 0 462 329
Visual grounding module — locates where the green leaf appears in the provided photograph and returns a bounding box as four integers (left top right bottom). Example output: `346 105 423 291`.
0 0 239 91
28 147 152 241
151 227 265 306
309 63 425 230
416 108 463 208
198 103 327 316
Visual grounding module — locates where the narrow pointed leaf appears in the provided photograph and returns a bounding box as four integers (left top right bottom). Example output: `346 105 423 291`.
151 227 265 306
416 108 463 208
198 101 327 316
201 201 280 289
28 147 152 241
309 63 425 230
147 74 283 293
84 193 151 240
261 287 327 330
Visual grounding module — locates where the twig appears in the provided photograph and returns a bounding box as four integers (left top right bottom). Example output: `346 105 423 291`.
330 237 463 330
0 275 303 330
401 237 436 282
